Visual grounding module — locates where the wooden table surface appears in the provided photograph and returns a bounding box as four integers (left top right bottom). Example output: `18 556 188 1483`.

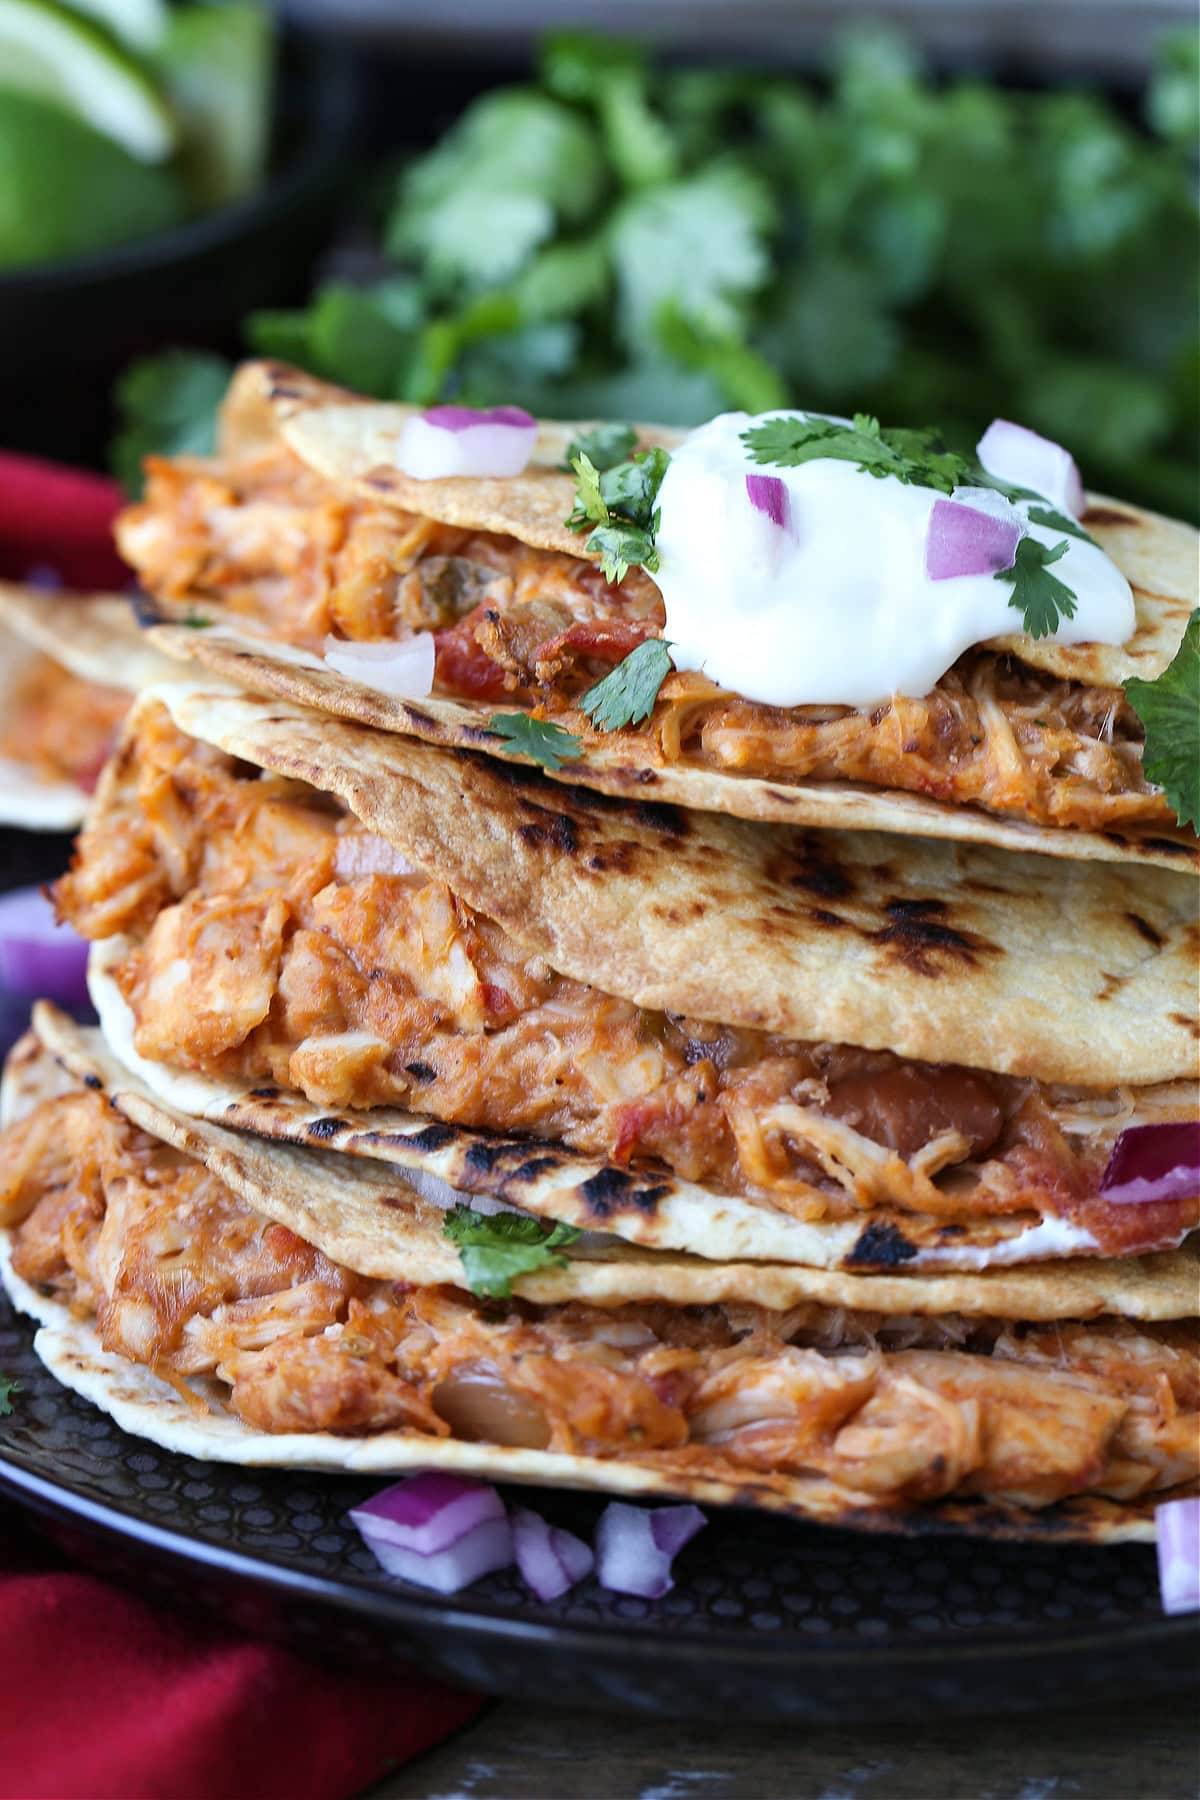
371 1689 1200 1799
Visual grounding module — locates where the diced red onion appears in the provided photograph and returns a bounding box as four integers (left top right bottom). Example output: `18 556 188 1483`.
1100 1122 1200 1206
0 886 90 1008
926 495 1024 580
1156 1497 1200 1615
322 633 435 699
396 405 538 480
745 473 789 531
512 1506 594 1602
349 1474 514 1594
977 419 1085 518
594 1501 707 1598
334 832 420 881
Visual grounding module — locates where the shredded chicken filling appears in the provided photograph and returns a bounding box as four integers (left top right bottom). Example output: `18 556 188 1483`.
55 707 1198 1254
2 1091 1196 1509
115 447 1172 835
0 654 127 789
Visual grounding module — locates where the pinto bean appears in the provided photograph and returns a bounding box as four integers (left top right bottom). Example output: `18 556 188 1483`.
824 1065 1004 1160
433 1359 551 1449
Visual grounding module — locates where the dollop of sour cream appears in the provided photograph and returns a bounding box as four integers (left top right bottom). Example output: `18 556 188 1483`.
652 411 1135 708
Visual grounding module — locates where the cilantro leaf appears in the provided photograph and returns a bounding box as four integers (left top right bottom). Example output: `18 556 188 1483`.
443 1204 581 1299
486 712 583 772
0 1375 20 1418
563 423 638 474
110 351 232 497
1024 506 1096 546
566 450 607 530
998 537 1078 638
1124 609 1200 831
566 446 670 583
585 522 660 585
581 637 674 731
742 414 970 495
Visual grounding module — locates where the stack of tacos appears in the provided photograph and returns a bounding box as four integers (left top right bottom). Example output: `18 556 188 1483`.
1 362 1196 1548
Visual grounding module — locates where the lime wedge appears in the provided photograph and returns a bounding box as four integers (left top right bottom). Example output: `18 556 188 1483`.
61 0 168 53
159 2 272 206
0 0 177 161
0 88 185 267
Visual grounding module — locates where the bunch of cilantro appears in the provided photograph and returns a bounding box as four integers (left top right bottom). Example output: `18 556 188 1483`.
115 25 1199 520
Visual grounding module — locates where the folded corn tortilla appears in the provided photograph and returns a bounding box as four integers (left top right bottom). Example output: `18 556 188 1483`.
3 1013 1194 1544
124 361 1199 872
66 687 1197 1272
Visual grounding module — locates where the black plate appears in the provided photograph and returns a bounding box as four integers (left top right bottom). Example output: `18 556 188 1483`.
1 1296 1194 1721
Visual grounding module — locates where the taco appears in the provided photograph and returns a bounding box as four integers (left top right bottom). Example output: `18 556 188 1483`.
0 582 176 830
118 363 1200 870
1 1010 1195 1543
54 680 1199 1273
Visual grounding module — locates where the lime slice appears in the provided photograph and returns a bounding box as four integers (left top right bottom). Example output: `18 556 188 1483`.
0 88 185 267
159 2 272 206
0 0 177 161
62 0 168 52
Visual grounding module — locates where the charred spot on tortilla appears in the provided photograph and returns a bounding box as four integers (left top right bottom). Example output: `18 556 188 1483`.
517 813 579 855
808 907 847 930
249 1086 280 1099
847 1221 920 1266
305 1117 347 1141
1169 1011 1200 1037
578 1167 637 1217
1125 912 1166 949
404 1124 461 1153
510 1156 562 1183
1097 972 1129 1000
404 1061 437 1083
767 845 854 901
82 1072 103 1090
873 898 992 974
634 800 687 836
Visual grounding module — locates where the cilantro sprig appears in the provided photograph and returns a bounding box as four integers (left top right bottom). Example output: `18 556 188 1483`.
742 412 970 495
1124 609 1200 831
444 1204 581 1298
487 712 583 771
999 537 1078 639
566 444 670 583
581 637 674 731
0 1375 20 1418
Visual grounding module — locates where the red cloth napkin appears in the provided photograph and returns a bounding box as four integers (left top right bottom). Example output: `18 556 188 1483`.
0 1515 482 1800
0 454 484 1796
0 450 128 589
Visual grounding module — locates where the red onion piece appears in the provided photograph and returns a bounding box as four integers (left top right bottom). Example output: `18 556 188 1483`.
350 1472 506 1553
334 832 420 881
594 1501 707 1598
512 1506 594 1602
745 473 789 531
397 406 538 480
1156 1497 1200 1615
977 419 1085 518
926 497 1023 580
322 633 435 699
356 1516 514 1595
1100 1122 1200 1205
0 886 90 1008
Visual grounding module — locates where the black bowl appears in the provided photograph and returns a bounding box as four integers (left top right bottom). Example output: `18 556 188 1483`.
0 28 359 468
